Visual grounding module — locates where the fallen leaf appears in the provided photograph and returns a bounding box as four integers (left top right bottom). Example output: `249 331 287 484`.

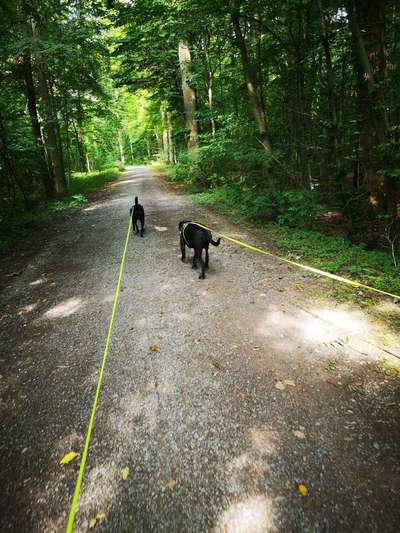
89 513 106 529
254 466 264 476
343 437 353 442
259 293 267 297
292 430 306 439
298 483 308 496
149 344 160 352
325 378 337 386
295 283 305 291
166 479 177 489
60 451 79 465
154 380 160 388
284 380 296 387
121 466 130 480
275 381 285 390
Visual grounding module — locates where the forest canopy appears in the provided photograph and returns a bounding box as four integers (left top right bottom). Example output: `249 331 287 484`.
1 0 400 254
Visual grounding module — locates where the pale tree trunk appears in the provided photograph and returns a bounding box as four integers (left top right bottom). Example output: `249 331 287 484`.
129 137 134 162
178 40 198 152
31 14 66 196
86 153 91 173
118 130 125 165
228 0 271 154
161 110 169 161
203 36 216 135
167 111 174 163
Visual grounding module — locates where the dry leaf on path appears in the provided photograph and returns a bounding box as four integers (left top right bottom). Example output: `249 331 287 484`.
275 381 285 390
149 344 160 352
89 513 106 529
60 451 79 465
166 479 177 490
343 437 353 442
284 380 296 387
295 283 305 291
292 430 306 439
298 483 309 496
121 466 130 480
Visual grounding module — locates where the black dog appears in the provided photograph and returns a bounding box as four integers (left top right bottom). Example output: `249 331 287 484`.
179 221 221 279
130 196 145 237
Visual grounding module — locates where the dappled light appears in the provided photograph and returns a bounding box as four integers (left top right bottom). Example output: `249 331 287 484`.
255 303 383 361
30 277 47 287
42 297 84 320
215 495 275 533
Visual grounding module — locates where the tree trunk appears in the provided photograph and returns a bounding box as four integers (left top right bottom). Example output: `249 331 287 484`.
203 37 216 135
178 40 198 152
347 0 398 215
167 111 174 163
73 121 87 172
20 8 54 198
31 16 66 196
228 0 271 153
317 0 341 176
118 130 125 165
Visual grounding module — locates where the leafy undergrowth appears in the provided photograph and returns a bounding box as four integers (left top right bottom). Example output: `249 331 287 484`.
189 186 400 301
151 160 172 174
0 167 120 252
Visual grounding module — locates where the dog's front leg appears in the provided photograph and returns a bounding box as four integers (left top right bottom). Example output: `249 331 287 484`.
180 236 186 261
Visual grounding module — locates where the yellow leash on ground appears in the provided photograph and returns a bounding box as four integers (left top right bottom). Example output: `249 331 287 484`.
66 218 132 533
193 222 400 301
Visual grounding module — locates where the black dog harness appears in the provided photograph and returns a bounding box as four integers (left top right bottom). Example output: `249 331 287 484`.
180 221 191 246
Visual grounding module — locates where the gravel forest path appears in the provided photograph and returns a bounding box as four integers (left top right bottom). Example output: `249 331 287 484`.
1 166 399 532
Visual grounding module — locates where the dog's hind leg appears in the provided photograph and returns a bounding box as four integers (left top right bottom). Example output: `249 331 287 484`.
199 251 206 279
205 245 209 269
180 236 186 261
140 219 144 237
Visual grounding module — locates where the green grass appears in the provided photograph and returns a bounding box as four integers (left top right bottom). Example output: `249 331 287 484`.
151 160 172 174
0 167 120 252
188 186 400 300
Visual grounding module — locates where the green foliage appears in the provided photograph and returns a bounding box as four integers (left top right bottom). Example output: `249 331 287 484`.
189 184 400 297
274 191 323 227
0 168 120 251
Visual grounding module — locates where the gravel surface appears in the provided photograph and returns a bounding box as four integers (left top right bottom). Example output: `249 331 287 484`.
1 166 400 532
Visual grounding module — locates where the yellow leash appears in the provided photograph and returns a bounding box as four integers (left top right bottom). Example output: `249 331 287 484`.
193 222 400 301
66 218 132 533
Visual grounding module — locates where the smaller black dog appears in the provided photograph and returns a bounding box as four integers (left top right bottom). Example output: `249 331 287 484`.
179 220 221 279
130 196 145 237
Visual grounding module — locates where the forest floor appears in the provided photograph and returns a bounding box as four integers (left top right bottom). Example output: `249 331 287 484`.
1 166 400 532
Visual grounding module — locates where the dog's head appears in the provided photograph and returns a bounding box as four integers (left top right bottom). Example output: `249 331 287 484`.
178 220 191 231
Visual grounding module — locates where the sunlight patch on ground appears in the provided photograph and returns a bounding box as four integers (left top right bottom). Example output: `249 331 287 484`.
215 495 275 533
220 428 278 532
255 303 374 355
83 204 100 212
42 297 84 319
30 277 47 286
18 302 39 314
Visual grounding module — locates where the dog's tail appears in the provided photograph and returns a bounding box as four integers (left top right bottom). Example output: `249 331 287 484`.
135 196 139 205
211 237 221 247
